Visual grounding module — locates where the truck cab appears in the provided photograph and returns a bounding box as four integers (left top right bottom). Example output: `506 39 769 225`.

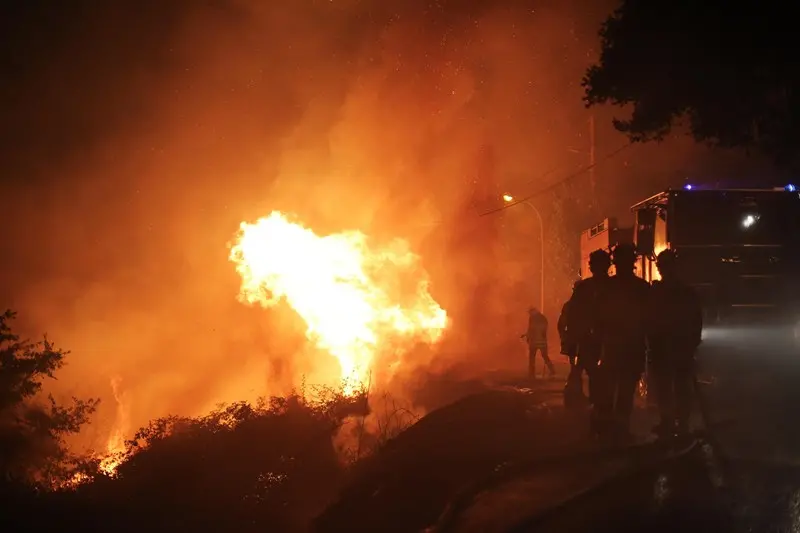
581 185 800 327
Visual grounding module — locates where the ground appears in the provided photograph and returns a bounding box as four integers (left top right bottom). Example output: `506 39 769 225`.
313 331 800 532
696 326 800 532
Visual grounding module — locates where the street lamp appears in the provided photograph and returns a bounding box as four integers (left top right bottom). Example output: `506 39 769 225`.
503 194 545 314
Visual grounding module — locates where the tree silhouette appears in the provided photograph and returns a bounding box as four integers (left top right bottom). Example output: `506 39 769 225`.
583 1 799 167
0 310 98 486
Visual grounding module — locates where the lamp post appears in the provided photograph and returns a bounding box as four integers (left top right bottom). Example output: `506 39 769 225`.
503 194 545 314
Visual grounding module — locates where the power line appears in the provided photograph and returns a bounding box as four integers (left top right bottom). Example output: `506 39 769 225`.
479 141 636 216
506 115 605 189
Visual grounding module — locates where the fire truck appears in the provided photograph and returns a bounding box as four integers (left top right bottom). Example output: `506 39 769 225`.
580 184 800 329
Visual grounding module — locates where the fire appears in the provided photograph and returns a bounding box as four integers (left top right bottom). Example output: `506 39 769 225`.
64 377 129 487
98 377 129 476
228 211 448 394
650 243 668 281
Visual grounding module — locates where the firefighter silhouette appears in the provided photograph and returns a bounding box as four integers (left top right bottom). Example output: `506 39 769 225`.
560 249 611 410
522 307 556 379
558 297 580 409
593 243 650 440
557 299 572 356
649 249 703 437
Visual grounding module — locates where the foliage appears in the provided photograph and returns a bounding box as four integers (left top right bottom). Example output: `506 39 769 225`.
0 321 432 533
2 307 592 533
337 391 422 465
0 310 98 486
583 1 800 167
51 388 366 533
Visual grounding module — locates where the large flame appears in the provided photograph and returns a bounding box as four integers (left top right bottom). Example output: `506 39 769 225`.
228 211 448 394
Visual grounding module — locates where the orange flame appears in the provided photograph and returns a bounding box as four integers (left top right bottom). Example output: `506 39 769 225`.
60 377 130 488
98 376 129 476
228 211 448 394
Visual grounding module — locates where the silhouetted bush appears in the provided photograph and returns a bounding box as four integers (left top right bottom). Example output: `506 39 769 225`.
0 308 427 532
51 390 358 533
0 309 98 487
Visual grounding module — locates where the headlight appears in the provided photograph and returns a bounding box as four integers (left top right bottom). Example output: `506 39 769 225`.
741 213 760 229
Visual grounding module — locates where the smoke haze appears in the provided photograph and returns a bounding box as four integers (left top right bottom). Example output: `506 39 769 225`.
0 0 783 451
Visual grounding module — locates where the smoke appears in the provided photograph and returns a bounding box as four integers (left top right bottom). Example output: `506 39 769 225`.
0 1 600 451
3 0 781 453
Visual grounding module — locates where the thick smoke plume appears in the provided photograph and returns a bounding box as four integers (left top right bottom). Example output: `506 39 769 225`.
1 0 779 452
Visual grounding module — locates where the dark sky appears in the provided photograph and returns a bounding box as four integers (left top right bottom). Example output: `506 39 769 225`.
2 0 786 189
1 1 192 182
0 0 613 182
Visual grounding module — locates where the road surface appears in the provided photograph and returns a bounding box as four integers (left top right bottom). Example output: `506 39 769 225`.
501 326 800 532
434 328 800 532
695 326 800 532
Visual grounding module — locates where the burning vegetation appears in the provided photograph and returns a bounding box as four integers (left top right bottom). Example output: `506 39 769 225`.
2 0 734 530
228 211 449 395
51 212 450 483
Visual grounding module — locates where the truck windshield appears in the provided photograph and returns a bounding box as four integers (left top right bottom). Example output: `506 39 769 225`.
672 190 800 246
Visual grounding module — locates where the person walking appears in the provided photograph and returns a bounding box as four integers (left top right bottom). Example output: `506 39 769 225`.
522 307 556 379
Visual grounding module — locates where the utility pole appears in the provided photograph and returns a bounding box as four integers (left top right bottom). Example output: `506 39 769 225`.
502 195 544 314
589 114 596 198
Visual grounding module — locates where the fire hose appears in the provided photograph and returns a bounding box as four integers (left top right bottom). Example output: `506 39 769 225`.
429 367 738 533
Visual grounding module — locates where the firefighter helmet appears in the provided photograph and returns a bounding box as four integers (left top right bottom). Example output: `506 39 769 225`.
611 242 638 266
588 249 611 269
656 248 678 268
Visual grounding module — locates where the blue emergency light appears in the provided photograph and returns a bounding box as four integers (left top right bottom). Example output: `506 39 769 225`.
684 184 693 190
786 184 797 192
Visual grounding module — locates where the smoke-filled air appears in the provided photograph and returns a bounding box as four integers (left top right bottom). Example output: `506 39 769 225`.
0 0 777 470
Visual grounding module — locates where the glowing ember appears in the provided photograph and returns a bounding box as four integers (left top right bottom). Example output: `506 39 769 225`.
228 211 448 394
